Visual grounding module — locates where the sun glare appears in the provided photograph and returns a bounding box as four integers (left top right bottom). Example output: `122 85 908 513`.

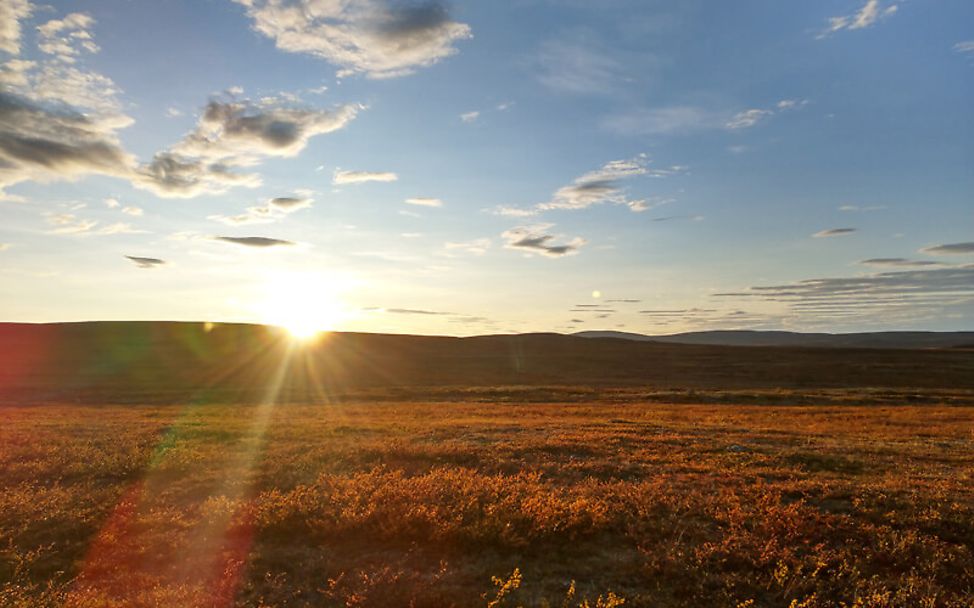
256 272 352 342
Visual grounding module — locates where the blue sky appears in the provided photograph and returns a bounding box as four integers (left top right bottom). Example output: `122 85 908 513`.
0 0 972 335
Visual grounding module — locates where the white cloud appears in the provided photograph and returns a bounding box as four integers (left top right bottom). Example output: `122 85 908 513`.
37 13 99 62
333 168 398 185
954 41 974 54
488 205 539 218
405 196 443 207
0 0 31 55
820 0 898 37
460 110 479 123
233 0 471 79
537 34 626 95
44 213 145 236
103 197 120 208
166 107 183 118
121 205 142 216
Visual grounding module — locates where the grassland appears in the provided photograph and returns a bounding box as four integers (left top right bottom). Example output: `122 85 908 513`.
2 398 972 607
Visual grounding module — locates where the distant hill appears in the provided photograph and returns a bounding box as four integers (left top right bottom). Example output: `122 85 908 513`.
2 321 974 403
573 330 974 349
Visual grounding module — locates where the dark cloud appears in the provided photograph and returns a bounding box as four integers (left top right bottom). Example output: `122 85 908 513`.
813 227 857 238
384 308 454 315
860 258 944 267
125 255 166 268
605 298 641 303
213 236 295 248
921 242 974 255
234 0 471 79
502 224 585 258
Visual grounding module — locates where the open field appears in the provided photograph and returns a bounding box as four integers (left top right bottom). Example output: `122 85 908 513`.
2 399 973 607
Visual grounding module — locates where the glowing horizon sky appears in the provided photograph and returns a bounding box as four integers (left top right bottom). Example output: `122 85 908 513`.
0 0 972 335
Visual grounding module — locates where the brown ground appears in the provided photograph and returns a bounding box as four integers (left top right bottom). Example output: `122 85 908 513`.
2 398 972 607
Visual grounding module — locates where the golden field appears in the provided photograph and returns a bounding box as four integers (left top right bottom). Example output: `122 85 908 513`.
2 397 972 607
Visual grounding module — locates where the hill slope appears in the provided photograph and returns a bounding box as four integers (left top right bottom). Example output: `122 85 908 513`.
2 321 974 403
573 329 974 349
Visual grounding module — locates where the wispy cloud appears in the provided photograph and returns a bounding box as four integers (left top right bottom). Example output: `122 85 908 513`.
44 213 145 236
208 195 312 225
233 0 472 79
536 32 631 95
813 227 857 238
605 99 808 136
405 197 443 207
954 41 974 54
860 258 945 267
213 236 296 248
839 204 886 212
819 0 898 38
444 238 490 255
125 255 166 268
502 224 585 258
333 169 398 185
460 110 479 123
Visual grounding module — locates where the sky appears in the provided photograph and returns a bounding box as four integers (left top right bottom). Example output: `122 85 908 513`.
0 0 972 336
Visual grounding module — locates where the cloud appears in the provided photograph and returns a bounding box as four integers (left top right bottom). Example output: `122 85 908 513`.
233 0 471 79
538 154 683 212
0 91 136 197
502 224 585 258
213 236 296 248
725 108 773 130
208 195 312 225
125 255 166 268
714 266 974 327
384 308 453 315
813 227 857 238
405 196 443 207
37 13 99 61
602 106 716 136
332 169 398 185
488 205 539 218
921 242 974 255
839 204 885 212
460 110 479 123
44 212 145 236
537 34 626 95
121 205 142 216
955 41 974 54
860 258 945 267
444 238 490 255
103 197 120 208
0 0 31 55
820 0 898 37
166 107 183 118
135 97 361 198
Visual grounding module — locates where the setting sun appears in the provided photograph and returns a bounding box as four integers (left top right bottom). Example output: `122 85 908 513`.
256 273 350 340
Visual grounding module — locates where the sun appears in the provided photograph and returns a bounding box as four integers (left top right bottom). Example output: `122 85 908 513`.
256 272 351 342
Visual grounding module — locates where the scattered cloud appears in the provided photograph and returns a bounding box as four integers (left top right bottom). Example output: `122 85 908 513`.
209 195 312 225
165 107 183 118
125 255 166 268
651 214 704 222
460 110 479 123
103 197 120 208
405 196 443 207
0 0 31 55
496 101 514 111
538 154 684 212
820 0 898 38
333 169 398 185
44 212 145 236
921 242 974 255
602 106 717 136
488 205 539 218
813 227 857 238
954 41 974 54
384 308 453 316
233 0 472 79
860 258 945 267
213 236 296 248
502 224 585 258
37 13 99 62
137 97 361 198
121 205 142 216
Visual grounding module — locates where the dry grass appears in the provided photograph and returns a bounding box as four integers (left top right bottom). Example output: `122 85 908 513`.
1 399 973 607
